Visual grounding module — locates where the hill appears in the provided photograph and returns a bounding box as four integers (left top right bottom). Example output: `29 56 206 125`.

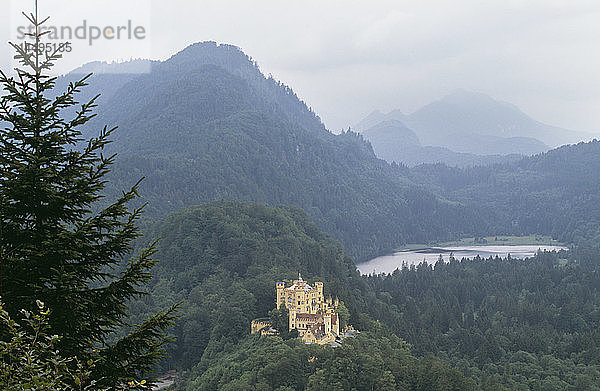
412 140 600 248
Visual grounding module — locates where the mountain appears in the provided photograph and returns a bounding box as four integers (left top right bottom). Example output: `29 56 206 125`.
361 120 522 167
354 109 407 132
356 89 592 156
362 120 421 149
55 42 484 261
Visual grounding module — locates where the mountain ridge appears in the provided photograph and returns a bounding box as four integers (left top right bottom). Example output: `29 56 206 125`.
355 89 593 158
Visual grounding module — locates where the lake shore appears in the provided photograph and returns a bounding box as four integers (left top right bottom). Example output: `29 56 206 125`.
358 240 568 275
395 235 564 252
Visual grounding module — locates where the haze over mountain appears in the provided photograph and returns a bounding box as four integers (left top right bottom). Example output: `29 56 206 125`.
356 89 593 161
360 120 522 167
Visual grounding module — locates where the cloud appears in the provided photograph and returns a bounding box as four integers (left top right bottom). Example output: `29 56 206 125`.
2 0 599 133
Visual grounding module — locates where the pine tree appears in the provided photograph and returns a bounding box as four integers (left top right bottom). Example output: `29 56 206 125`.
0 3 177 388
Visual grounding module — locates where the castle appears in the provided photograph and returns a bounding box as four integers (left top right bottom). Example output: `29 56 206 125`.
251 275 340 345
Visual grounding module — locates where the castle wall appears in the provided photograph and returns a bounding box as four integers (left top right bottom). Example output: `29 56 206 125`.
251 319 271 335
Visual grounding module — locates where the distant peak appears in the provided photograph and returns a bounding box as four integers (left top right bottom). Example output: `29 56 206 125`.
371 119 410 129
387 108 407 117
366 109 384 117
433 89 522 113
167 41 253 66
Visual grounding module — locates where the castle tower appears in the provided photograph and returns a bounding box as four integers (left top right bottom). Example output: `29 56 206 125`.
315 281 324 298
276 281 285 309
332 313 339 335
324 313 332 334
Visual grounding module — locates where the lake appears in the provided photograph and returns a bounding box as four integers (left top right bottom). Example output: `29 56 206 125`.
357 245 568 275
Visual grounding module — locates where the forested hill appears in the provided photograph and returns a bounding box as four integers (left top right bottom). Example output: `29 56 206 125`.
412 140 600 248
61 41 486 261
134 201 600 390
131 201 475 389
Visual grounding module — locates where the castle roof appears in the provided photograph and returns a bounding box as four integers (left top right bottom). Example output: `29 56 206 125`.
296 313 323 321
286 279 314 292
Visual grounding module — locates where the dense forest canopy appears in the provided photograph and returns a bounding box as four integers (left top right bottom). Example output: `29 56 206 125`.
129 201 600 390
412 140 600 249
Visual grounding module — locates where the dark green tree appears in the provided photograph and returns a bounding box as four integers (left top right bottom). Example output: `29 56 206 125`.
269 305 290 339
0 3 177 388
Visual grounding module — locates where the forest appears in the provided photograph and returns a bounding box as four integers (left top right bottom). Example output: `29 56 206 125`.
2 8 600 391
128 202 600 390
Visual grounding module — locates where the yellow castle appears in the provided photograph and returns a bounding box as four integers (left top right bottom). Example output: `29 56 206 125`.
252 274 340 345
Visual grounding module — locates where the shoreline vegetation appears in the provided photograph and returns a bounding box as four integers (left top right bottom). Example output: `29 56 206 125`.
393 235 565 253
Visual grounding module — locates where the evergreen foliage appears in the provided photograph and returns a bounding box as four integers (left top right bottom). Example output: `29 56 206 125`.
268 305 290 339
0 6 176 388
365 250 600 389
182 331 475 391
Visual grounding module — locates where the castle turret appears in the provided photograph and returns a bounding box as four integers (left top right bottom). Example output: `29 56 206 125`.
276 281 285 309
324 313 332 334
315 281 324 297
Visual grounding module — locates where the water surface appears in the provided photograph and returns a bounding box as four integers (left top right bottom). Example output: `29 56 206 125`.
357 245 567 275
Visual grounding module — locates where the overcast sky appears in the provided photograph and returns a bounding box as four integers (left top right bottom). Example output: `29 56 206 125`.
2 0 600 134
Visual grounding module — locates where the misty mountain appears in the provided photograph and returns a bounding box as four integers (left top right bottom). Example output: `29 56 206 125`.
354 109 407 132
52 60 156 111
56 42 483 261
357 89 592 156
54 42 600 260
361 120 522 167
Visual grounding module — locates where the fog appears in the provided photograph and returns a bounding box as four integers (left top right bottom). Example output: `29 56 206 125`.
2 0 599 134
